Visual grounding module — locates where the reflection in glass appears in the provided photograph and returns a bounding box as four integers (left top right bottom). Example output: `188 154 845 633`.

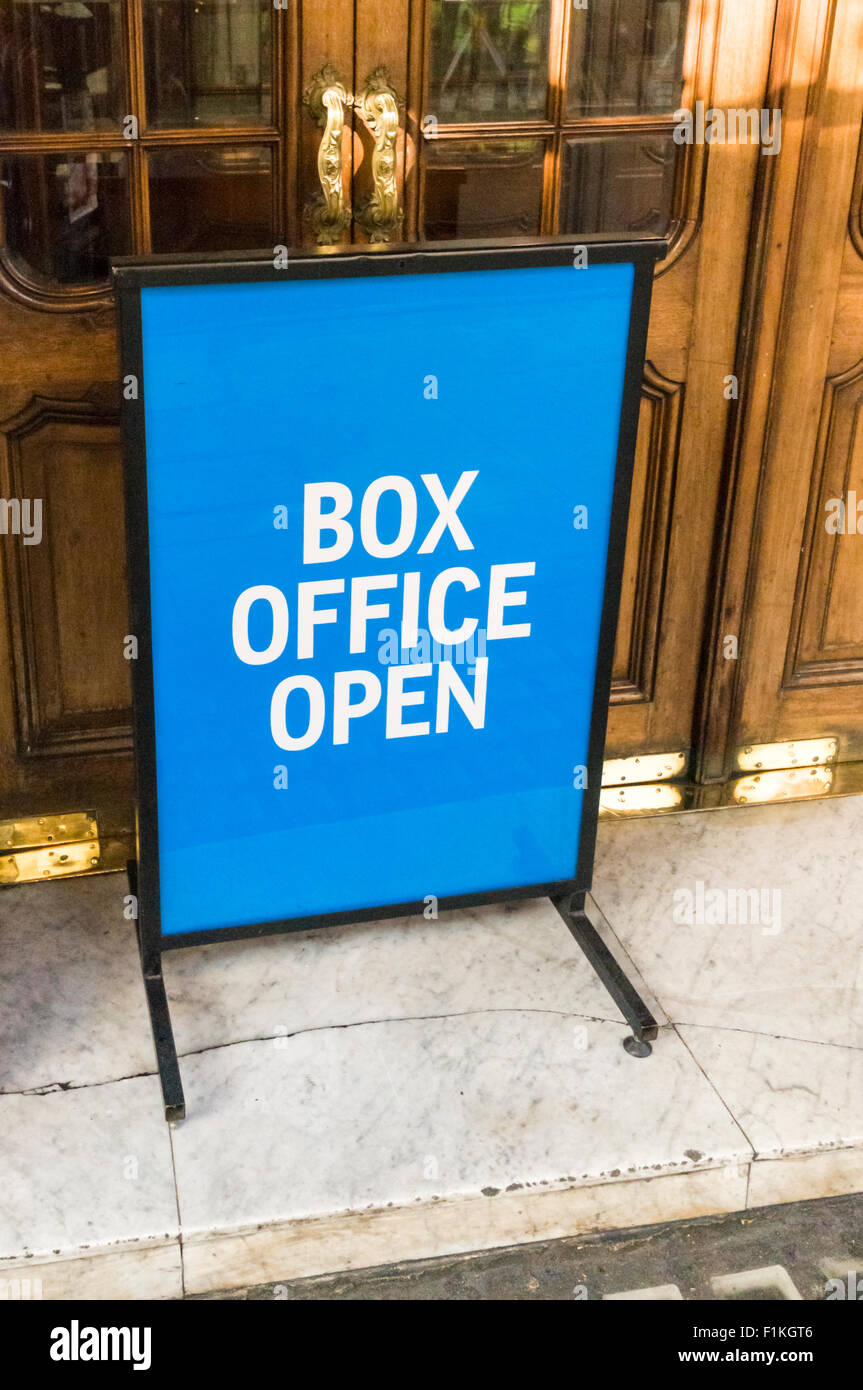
144 0 271 128
0 0 124 132
423 138 545 239
148 146 272 252
428 1 550 122
560 136 676 236
1 150 130 284
568 0 688 116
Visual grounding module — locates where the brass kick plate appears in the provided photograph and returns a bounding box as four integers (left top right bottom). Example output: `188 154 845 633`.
735 737 838 773
600 782 684 815
732 765 834 805
0 811 98 851
601 751 687 787
0 811 128 884
0 839 102 884
599 751 687 816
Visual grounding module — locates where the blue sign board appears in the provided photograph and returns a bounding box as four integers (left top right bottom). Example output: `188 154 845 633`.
116 239 661 1117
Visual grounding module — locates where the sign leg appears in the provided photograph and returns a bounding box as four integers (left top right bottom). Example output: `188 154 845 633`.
128 859 186 1121
140 965 186 1122
551 890 659 1053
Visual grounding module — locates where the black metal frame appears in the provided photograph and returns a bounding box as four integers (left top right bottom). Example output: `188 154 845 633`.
114 234 665 1120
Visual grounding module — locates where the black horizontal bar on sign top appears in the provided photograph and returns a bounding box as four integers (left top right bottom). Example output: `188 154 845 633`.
112 234 669 289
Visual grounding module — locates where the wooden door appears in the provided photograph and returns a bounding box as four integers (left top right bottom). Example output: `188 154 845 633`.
356 0 778 780
0 0 787 878
0 2 346 856
697 0 863 784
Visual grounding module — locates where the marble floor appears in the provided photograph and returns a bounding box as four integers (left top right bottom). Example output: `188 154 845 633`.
1 794 862 1299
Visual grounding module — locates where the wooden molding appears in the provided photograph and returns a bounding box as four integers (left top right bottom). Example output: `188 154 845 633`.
612 362 684 704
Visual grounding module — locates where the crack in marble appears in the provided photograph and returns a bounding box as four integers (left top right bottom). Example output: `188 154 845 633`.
166 1126 187 1299
0 1004 626 1099
673 1024 758 1162
762 1079 821 1101
4 1067 158 1097
673 1020 863 1053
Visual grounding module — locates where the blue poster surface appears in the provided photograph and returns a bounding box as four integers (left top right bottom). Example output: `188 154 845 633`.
139 262 634 934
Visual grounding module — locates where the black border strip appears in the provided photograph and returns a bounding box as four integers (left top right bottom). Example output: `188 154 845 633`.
115 235 664 956
114 234 665 288
574 250 656 888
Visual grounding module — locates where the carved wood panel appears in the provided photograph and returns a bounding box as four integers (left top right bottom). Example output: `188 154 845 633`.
612 364 684 704
1 393 131 758
786 358 863 688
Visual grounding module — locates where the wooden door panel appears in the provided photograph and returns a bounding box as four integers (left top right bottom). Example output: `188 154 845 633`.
606 0 777 765
0 273 134 816
1 397 130 755
716 1 863 768
787 356 863 683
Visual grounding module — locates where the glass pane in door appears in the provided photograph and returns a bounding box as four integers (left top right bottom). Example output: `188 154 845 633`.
559 135 676 235
148 145 272 251
1 149 130 283
568 0 688 116
0 0 125 131
428 1 551 123
143 0 272 128
422 138 546 238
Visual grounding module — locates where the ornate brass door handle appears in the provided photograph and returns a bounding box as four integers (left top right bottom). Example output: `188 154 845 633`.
304 65 352 245
354 67 403 244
